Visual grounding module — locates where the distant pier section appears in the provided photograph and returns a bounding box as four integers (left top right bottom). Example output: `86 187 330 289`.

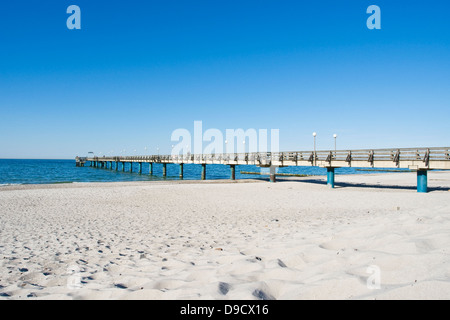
76 147 450 193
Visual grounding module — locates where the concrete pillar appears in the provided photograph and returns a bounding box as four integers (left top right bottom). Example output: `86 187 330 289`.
327 167 335 188
139 162 143 174
115 162 119 171
230 165 236 180
201 164 206 180
122 162 125 172
149 163 153 175
269 166 276 183
417 170 428 193
130 162 133 173
179 163 184 179
163 163 167 177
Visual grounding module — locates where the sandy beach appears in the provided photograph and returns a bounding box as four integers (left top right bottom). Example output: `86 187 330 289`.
1 171 450 300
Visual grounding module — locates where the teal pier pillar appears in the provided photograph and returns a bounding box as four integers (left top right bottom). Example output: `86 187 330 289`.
201 164 206 180
149 163 153 175
122 162 125 172
115 162 118 171
417 170 428 193
179 163 184 179
230 165 236 180
163 163 167 177
327 167 335 188
139 162 143 174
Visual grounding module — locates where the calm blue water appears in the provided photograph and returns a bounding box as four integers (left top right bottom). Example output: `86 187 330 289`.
0 159 411 185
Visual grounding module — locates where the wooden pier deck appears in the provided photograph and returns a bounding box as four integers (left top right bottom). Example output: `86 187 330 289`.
76 147 450 192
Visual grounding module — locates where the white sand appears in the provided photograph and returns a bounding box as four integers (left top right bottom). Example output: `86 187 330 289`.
1 171 450 300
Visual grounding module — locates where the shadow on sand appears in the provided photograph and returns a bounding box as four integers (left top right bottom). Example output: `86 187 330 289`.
265 177 449 193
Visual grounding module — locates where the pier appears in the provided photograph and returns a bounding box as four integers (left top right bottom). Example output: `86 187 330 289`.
76 147 450 193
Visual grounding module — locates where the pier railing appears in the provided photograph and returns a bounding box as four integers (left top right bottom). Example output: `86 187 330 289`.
85 147 450 170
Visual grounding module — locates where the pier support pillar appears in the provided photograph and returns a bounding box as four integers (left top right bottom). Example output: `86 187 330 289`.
201 164 206 180
417 170 428 193
179 163 184 179
269 166 276 183
149 163 153 175
327 167 335 188
163 163 167 177
130 162 133 173
139 162 142 174
122 162 125 172
230 165 236 180
115 162 118 171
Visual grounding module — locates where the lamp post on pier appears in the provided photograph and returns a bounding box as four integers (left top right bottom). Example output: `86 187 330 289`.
333 134 337 154
312 132 317 166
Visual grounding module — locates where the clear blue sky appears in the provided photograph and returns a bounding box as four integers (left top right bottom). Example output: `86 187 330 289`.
1 0 449 158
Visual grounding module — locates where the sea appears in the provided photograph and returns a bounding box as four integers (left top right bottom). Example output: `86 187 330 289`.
0 159 411 186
